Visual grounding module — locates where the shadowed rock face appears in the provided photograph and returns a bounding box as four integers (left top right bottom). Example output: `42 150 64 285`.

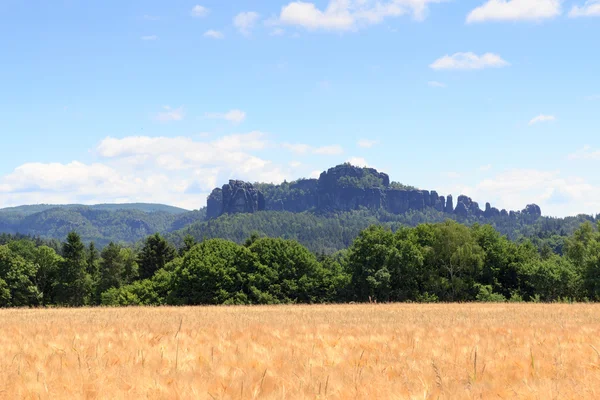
206 188 223 219
219 180 265 215
523 204 542 217
205 164 542 220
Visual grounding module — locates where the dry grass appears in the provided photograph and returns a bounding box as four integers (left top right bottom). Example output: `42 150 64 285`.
1 304 600 399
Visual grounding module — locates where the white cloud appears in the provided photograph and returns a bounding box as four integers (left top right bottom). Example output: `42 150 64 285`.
430 52 509 70
234 11 260 35
204 30 224 39
1 133 357 210
529 114 556 125
346 157 370 167
479 164 493 172
467 0 561 23
440 168 600 217
205 109 247 124
154 106 184 122
568 145 600 160
427 81 447 88
141 35 158 41
569 0 600 17
357 139 379 148
191 5 209 17
0 133 292 210
276 0 445 31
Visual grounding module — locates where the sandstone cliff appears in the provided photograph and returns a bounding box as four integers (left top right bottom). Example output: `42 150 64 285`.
206 164 542 220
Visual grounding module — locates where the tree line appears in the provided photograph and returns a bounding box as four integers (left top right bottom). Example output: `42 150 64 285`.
1 219 600 307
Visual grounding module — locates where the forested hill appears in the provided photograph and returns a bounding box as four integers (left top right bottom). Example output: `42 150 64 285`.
1 164 599 252
0 204 204 247
0 203 189 216
169 209 598 255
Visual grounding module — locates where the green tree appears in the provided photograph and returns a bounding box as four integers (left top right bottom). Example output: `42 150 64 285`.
33 246 62 305
169 239 254 305
97 242 126 297
87 242 100 278
0 245 41 307
428 221 484 301
346 226 395 302
138 233 176 279
54 232 92 306
120 247 139 284
248 237 330 303
179 234 197 256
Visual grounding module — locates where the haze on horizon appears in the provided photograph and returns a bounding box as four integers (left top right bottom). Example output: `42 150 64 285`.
1 0 599 217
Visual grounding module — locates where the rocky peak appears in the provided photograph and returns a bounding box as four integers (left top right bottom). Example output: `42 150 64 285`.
221 180 265 215
205 164 542 221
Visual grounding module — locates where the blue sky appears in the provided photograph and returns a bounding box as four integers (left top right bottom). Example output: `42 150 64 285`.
0 0 599 216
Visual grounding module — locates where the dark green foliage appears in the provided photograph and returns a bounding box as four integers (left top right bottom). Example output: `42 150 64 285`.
0 204 204 247
101 268 172 306
247 237 333 304
97 243 126 296
169 240 253 305
2 218 600 307
0 245 41 307
54 232 92 306
34 246 62 305
138 233 176 279
170 208 598 256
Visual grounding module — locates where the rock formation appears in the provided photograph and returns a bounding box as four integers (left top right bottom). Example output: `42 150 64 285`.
206 188 223 219
208 180 265 216
205 164 542 220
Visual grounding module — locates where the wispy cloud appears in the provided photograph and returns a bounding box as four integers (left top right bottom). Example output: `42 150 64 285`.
204 30 224 39
467 0 561 23
205 109 247 124
141 35 158 41
191 5 209 18
430 52 509 70
479 164 493 172
346 157 370 167
569 0 600 17
568 145 600 160
585 94 600 101
440 167 600 217
428 81 447 88
275 0 445 31
234 11 260 35
154 106 184 122
529 114 556 125
0 132 298 210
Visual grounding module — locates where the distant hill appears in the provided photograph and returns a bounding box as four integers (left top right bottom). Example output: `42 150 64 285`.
169 208 598 255
0 203 203 247
1 164 598 252
0 203 189 216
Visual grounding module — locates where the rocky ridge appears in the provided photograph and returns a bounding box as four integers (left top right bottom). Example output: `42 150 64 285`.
206 164 542 220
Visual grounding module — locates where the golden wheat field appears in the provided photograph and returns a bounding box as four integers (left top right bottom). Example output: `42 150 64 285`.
1 304 600 400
